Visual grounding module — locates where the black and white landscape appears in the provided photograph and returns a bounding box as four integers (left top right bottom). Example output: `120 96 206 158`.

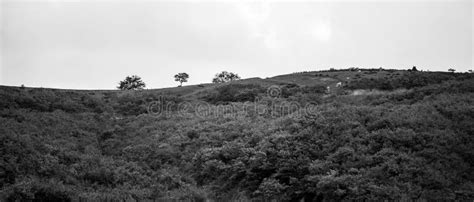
1 0 473 201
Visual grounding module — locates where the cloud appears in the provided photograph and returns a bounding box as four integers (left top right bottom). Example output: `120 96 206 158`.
236 1 281 50
311 20 332 42
1 0 471 89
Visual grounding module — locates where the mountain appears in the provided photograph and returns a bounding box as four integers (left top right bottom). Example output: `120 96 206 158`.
1 69 474 201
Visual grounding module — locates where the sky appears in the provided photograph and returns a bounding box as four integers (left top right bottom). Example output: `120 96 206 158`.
0 0 472 89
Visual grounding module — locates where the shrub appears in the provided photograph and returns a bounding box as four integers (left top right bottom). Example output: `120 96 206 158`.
204 84 265 104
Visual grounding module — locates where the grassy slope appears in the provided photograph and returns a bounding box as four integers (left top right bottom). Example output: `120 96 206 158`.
0 69 422 99
1 69 474 201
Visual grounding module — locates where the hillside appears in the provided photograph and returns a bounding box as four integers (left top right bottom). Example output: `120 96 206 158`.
1 69 474 201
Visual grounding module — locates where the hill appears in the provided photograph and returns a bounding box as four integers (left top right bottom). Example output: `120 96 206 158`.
1 69 474 201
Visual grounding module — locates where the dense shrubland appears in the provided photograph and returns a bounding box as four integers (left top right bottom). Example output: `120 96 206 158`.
1 70 473 201
345 71 461 90
203 84 265 104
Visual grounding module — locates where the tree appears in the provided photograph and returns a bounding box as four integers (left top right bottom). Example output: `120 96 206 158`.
212 71 241 83
412 66 418 71
174 73 189 87
117 75 146 90
448 68 456 73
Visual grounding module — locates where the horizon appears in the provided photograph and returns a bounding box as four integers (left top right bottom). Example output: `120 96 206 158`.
1 0 473 90
0 67 466 90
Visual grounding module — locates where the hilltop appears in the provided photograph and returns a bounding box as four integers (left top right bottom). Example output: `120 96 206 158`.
1 69 474 201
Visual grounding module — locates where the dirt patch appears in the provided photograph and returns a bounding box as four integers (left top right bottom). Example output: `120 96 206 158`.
351 89 409 96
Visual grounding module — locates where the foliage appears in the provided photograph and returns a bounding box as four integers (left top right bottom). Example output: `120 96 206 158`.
212 71 241 83
1 70 474 200
345 71 466 90
280 84 327 98
204 84 265 104
117 75 146 90
174 73 190 87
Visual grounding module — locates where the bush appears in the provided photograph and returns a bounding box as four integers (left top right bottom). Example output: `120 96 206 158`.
346 72 462 90
1 72 473 201
204 84 265 104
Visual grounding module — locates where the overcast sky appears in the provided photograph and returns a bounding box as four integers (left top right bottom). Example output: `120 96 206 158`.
1 0 472 89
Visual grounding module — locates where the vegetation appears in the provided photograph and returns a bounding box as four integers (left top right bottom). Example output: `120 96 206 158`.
174 73 190 87
212 71 241 83
1 69 473 201
203 84 265 104
117 75 146 90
